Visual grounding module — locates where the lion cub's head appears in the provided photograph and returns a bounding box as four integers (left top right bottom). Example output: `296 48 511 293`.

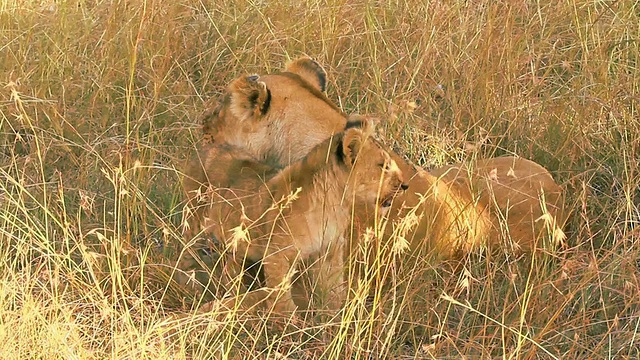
200 58 347 166
340 118 408 210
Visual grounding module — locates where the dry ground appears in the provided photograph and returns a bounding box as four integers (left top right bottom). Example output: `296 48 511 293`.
1 0 639 359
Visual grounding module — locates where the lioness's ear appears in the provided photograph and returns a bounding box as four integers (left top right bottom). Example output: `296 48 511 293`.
341 128 365 166
228 75 271 121
285 57 327 93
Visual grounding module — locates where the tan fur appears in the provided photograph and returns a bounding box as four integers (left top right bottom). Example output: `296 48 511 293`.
193 123 405 312
185 57 567 289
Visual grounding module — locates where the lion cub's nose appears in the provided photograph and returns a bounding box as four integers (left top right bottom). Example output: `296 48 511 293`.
400 183 409 191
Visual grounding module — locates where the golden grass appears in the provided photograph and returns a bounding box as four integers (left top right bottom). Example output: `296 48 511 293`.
1 0 639 358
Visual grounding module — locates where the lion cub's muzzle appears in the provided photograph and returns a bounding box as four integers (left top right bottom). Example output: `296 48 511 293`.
380 181 409 208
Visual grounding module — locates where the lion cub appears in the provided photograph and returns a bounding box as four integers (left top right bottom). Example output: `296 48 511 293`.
201 119 407 313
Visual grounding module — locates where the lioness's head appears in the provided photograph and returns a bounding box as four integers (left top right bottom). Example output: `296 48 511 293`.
201 57 347 166
339 119 408 210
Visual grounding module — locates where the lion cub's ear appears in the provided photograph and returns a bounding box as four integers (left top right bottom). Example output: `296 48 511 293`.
341 128 366 166
345 114 378 135
285 57 327 93
228 75 271 121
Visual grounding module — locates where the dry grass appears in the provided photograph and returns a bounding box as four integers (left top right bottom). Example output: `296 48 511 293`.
1 0 639 358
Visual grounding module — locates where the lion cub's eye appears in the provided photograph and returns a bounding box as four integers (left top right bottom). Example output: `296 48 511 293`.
378 161 390 170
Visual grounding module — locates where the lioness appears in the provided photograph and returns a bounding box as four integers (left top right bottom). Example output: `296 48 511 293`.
185 57 566 263
192 120 406 312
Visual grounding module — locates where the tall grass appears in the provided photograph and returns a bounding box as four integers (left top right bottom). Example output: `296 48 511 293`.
1 0 639 358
